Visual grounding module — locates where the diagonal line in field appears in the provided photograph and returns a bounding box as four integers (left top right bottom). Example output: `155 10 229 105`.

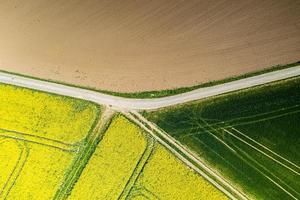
127 110 248 200
181 105 300 138
197 118 237 153
117 137 155 200
232 142 299 200
0 140 30 199
222 128 300 176
0 128 78 152
232 127 300 171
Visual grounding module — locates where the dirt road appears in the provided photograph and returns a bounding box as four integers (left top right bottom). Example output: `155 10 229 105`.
0 65 299 110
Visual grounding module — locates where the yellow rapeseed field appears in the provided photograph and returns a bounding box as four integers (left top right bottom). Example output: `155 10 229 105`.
0 83 100 199
128 145 228 200
0 138 22 198
5 143 74 199
68 115 147 200
0 83 99 143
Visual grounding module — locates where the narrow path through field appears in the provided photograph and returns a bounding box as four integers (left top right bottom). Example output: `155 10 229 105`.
117 136 155 200
0 140 29 199
0 128 77 152
230 127 300 172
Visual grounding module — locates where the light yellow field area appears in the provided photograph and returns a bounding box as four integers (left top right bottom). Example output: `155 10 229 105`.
0 138 23 196
69 115 148 200
0 83 100 199
0 83 99 143
128 145 227 200
5 144 74 199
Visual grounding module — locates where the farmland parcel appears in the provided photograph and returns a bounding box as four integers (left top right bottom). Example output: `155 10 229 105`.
69 115 227 200
143 77 300 200
126 144 227 200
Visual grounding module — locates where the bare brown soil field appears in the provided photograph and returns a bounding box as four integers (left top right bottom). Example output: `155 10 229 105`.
0 0 299 92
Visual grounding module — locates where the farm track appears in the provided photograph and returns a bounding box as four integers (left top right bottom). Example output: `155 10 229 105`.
225 128 300 174
189 115 300 174
0 128 77 152
54 107 114 200
230 141 299 200
1 66 299 199
189 116 300 200
118 137 155 200
0 140 29 199
222 128 300 200
180 105 300 138
178 107 300 174
125 111 247 200
192 116 300 199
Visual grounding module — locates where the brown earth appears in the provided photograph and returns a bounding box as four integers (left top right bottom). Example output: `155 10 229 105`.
0 0 299 92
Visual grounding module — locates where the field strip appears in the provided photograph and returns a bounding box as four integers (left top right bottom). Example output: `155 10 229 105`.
0 128 77 152
0 66 299 110
231 127 300 171
222 128 300 175
0 141 29 199
117 137 155 200
54 107 114 200
123 110 248 200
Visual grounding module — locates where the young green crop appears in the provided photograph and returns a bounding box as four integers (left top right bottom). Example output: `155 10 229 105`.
144 77 300 200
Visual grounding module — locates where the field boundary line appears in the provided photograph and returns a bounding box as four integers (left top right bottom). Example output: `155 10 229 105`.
0 140 29 199
54 107 114 200
117 136 155 200
0 129 77 152
128 186 160 200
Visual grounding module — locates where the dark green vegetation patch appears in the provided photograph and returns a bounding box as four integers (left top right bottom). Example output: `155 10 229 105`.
143 77 300 200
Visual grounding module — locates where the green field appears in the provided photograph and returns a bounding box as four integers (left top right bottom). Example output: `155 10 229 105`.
143 77 300 200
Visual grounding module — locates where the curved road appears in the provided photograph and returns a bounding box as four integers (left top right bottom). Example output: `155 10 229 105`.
0 66 299 110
